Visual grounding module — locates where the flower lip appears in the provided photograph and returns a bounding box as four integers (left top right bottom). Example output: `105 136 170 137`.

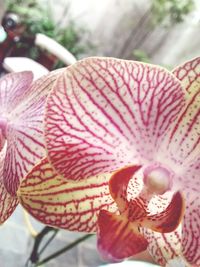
143 163 173 195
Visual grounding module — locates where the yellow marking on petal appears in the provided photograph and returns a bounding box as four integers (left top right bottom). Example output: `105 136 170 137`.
18 157 117 232
173 57 200 95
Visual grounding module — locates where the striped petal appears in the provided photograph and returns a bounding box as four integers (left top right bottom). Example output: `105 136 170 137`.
171 58 200 266
173 57 200 95
0 71 33 114
109 165 142 213
164 84 200 179
45 57 186 181
3 70 62 195
0 71 33 151
0 142 18 223
18 157 117 232
97 209 148 262
140 191 185 233
163 57 200 169
143 227 182 266
0 128 5 151
182 190 200 266
180 158 200 266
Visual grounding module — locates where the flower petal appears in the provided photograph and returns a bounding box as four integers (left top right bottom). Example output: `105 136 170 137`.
45 57 186 181
3 70 62 195
0 128 5 151
18 157 117 232
181 189 200 266
140 191 185 233
97 209 148 262
163 57 200 170
143 227 182 266
109 165 142 213
173 57 200 95
0 142 18 223
164 86 200 170
0 71 33 114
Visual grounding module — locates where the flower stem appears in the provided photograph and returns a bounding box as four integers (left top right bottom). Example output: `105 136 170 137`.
26 226 58 265
23 210 38 237
35 234 93 266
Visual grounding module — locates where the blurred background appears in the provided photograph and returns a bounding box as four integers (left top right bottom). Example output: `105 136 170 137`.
1 0 200 70
0 0 200 266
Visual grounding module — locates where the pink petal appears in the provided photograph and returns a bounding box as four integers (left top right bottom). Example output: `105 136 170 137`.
97 209 148 262
45 57 186 181
0 71 33 114
0 142 18 223
0 128 5 151
173 57 200 95
140 191 184 233
18 157 117 232
3 70 62 195
109 165 142 213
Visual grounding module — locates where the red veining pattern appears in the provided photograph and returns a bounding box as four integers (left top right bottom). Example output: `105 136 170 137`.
0 70 61 195
109 165 142 213
181 158 200 266
18 157 117 232
141 192 184 233
173 57 200 94
0 143 18 223
97 164 184 263
166 89 200 167
0 72 33 114
45 57 185 181
143 228 182 266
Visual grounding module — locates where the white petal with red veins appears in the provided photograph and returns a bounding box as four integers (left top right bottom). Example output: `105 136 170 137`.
173 57 200 95
2 70 62 195
163 89 200 170
0 71 33 114
45 57 186 181
181 159 200 266
143 226 182 266
0 142 18 223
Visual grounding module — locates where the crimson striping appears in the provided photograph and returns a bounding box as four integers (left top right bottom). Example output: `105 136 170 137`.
45 57 185 182
84 62 140 137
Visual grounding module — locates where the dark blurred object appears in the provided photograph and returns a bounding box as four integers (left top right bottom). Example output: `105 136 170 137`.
0 12 28 67
5 0 92 67
0 12 59 71
0 11 76 79
2 12 21 31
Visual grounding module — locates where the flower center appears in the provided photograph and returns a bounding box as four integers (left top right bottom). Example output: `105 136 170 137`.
143 164 172 195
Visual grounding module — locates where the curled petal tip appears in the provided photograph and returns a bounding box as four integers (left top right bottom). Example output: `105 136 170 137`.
141 191 185 233
109 165 142 213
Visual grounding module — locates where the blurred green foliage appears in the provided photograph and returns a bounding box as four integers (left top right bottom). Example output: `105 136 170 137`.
151 0 195 25
132 49 151 63
132 0 195 63
5 0 92 67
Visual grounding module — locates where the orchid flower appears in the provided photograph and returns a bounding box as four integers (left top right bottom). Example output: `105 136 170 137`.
18 57 200 266
0 70 60 223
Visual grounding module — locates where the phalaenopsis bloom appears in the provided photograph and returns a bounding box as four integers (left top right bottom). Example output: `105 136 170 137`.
0 70 60 223
17 57 199 266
